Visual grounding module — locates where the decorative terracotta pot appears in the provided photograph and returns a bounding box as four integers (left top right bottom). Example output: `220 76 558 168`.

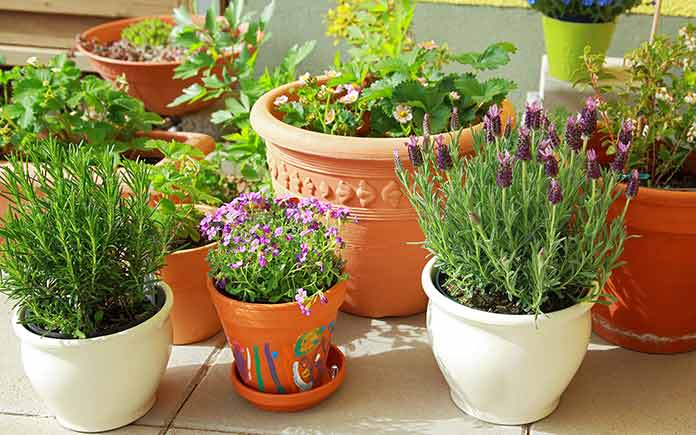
250 80 514 317
76 16 219 116
161 205 220 345
422 258 593 424
593 184 696 353
208 278 347 396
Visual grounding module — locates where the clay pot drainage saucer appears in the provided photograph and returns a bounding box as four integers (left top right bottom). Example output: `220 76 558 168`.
230 344 346 412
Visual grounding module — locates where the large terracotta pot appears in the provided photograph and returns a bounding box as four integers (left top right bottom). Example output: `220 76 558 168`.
76 16 219 116
593 184 696 353
208 278 347 395
160 205 221 345
250 80 514 317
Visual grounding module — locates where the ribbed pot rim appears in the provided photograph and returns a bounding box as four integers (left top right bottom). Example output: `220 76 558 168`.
250 78 514 161
421 258 593 327
616 181 696 207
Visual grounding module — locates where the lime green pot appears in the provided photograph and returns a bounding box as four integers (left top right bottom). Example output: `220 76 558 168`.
542 15 616 81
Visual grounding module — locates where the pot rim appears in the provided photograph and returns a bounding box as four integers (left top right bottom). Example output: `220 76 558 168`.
249 78 514 160
208 278 347 314
421 258 593 326
76 15 184 67
615 181 696 206
168 204 217 256
12 281 173 347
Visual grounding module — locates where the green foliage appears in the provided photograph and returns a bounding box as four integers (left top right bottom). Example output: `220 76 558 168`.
579 24 696 187
396 108 633 315
0 55 162 154
528 0 645 23
0 140 171 338
203 193 349 307
145 139 237 250
122 18 173 48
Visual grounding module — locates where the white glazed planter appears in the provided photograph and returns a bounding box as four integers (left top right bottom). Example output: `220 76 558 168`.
421 258 592 425
12 283 174 432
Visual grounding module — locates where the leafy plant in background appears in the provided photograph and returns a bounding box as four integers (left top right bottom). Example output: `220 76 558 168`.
395 100 637 315
0 55 162 154
0 140 171 338
122 18 174 48
203 192 350 313
146 139 237 250
580 24 696 188
527 0 644 23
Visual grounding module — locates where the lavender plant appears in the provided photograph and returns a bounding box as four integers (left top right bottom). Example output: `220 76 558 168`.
396 100 638 315
202 192 351 314
527 0 644 23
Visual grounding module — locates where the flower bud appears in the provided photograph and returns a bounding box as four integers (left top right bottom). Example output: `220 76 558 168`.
548 179 563 205
626 169 640 199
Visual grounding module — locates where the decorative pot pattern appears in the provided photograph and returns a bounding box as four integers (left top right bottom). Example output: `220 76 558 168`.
208 279 347 395
593 184 696 353
421 258 593 425
76 16 221 116
12 283 173 432
251 79 514 318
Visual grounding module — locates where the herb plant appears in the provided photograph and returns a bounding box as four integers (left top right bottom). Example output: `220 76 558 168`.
202 192 350 314
122 18 173 48
581 24 696 188
0 55 162 154
0 140 171 338
527 0 644 23
396 100 638 315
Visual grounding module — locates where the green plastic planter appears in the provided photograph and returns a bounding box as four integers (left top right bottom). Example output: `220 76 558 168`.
542 15 616 82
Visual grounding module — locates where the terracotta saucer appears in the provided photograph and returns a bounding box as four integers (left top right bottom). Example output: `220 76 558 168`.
230 344 346 412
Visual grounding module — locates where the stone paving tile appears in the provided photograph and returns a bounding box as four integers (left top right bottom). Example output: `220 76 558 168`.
0 414 160 434
173 312 523 435
167 428 252 435
531 334 696 435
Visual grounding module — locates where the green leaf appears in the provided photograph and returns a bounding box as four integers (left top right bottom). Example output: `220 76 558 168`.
205 8 218 34
260 0 275 25
168 83 206 107
454 42 517 71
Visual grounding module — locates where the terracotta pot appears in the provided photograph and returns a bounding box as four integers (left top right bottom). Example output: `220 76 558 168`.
161 205 220 345
250 79 514 317
593 184 696 353
76 16 221 116
208 278 347 395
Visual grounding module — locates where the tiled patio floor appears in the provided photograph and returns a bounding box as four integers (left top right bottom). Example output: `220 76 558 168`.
2 293 695 435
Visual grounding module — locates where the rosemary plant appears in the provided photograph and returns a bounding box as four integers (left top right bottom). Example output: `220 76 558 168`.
396 100 638 315
0 140 171 338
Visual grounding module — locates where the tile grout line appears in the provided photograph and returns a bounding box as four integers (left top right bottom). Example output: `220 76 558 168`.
157 340 226 435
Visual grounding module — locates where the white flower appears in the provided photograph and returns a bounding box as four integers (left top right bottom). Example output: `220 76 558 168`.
26 56 38 66
299 72 311 85
687 123 696 143
685 92 696 105
392 104 413 124
655 87 673 103
679 26 689 40
683 58 694 70
338 85 359 104
273 95 289 107
324 108 336 125
449 91 460 101
642 124 650 138
324 69 341 78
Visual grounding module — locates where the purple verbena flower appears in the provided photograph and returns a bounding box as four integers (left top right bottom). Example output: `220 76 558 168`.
229 260 243 269
548 179 563 205
258 254 268 268
295 287 307 304
496 150 514 188
320 293 328 304
297 243 309 263
586 149 601 180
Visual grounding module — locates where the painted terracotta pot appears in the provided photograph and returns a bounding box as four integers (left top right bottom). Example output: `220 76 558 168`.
208 278 347 395
250 79 514 317
593 184 696 353
76 16 221 116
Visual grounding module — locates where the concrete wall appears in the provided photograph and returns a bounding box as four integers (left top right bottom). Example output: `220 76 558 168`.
247 0 693 110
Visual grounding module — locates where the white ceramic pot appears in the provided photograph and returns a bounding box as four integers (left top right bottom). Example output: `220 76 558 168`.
421 258 592 425
12 283 174 432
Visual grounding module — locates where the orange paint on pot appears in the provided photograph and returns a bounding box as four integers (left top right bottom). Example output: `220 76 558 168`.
76 16 226 116
593 184 696 353
208 279 347 394
251 78 514 318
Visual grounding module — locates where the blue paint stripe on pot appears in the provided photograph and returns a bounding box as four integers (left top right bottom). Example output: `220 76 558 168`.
253 345 264 392
264 343 285 394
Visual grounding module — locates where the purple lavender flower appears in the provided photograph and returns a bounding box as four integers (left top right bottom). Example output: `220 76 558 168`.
580 97 598 138
626 169 640 199
487 104 501 137
586 149 601 180
545 123 560 149
450 107 460 131
504 118 513 139
516 125 532 161
618 119 634 146
435 136 453 171
565 115 582 153
214 278 227 291
548 179 563 205
484 116 496 144
393 149 403 171
422 113 431 144
539 146 559 178
496 150 514 188
610 140 631 173
537 138 553 162
524 100 543 130
405 136 423 167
